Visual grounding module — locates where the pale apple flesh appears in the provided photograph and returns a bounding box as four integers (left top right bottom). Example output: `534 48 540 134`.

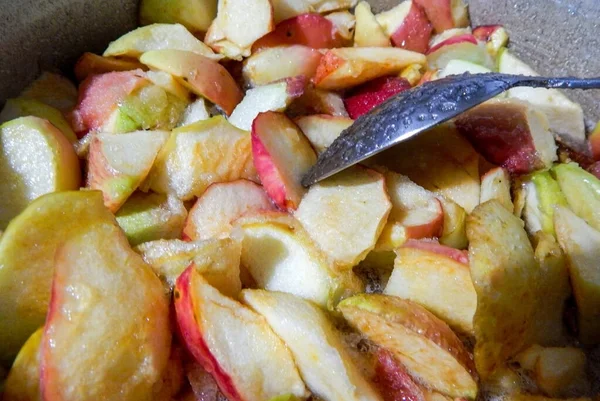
354 2 391 48
74 52 147 81
295 114 353 154
19 71 78 113
376 0 432 53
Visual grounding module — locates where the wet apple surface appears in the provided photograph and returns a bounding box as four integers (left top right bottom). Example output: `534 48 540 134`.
0 0 598 400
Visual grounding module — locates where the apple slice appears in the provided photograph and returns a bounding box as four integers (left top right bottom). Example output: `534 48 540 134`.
104 23 220 59
204 0 274 60
295 114 353 154
2 328 42 401
426 35 492 69
178 98 211 127
554 205 600 345
534 347 590 397
243 45 323 87
147 116 257 201
252 111 316 210
354 2 391 47
402 238 468 264
343 76 411 119
40 221 171 401
295 167 392 268
325 11 355 43
74 52 147 81
518 170 567 236
139 0 217 34
140 50 242 115
87 130 169 212
438 59 491 78
237 212 363 308
428 27 471 48
288 85 349 117
467 200 541 379
436 195 467 249
229 76 305 131
271 0 358 23
375 0 432 53
20 72 78 113
145 70 191 101
241 289 383 401
479 167 512 212
183 180 275 241
472 25 509 56
372 348 430 401
413 0 469 33
313 47 426 90
498 49 585 145
455 99 557 175
0 116 81 228
174 267 309 401
400 63 424 85
115 192 187 246
136 237 242 297
338 294 477 398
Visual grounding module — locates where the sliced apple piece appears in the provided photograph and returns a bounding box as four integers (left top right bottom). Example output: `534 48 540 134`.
479 167 512 211
472 25 509 56
174 267 308 401
74 52 147 81
271 0 358 23
354 2 390 47
414 0 469 33
519 170 567 236
2 328 42 401
295 167 391 268
87 130 168 212
375 0 433 53
437 195 468 249
372 348 429 401
325 11 355 43
534 347 590 397
428 27 471 48
40 221 171 401
241 289 383 401
139 0 217 34
295 114 353 154
498 49 585 145
288 86 349 117
183 180 275 241
145 70 191 101
343 76 411 119
426 34 492 69
455 98 557 175
438 59 491 78
554 205 600 345
20 71 78 113
402 238 468 264
147 116 257 200
467 200 541 379
178 98 211 127
252 111 316 210
400 63 423 85
313 47 426 90
339 294 477 398
204 0 274 60
0 116 81 228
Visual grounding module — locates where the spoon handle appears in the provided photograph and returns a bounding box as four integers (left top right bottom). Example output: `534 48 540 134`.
511 75 600 90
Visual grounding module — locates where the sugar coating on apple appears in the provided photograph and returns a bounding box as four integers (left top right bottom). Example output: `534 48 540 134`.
375 0 432 53
20 71 78 113
2 327 43 401
251 111 316 210
241 289 383 401
479 167 512 212
271 0 358 23
343 76 411 119
174 267 309 401
183 179 276 241
74 52 147 81
0 116 81 229
414 0 469 33
354 2 391 47
139 0 217 34
295 167 392 268
40 221 171 401
295 114 353 154
288 86 349 117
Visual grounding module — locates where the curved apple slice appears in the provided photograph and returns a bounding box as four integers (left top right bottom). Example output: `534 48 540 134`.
241 289 383 401
40 221 171 401
140 50 242 115
479 167 512 211
354 2 390 48
295 114 353 154
2 328 43 401
174 266 309 401
375 0 432 53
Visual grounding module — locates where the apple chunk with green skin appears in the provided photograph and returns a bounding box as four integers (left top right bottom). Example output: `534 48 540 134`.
354 2 390 47
479 167 512 212
375 0 432 53
19 71 78 113
517 170 567 236
139 0 217 34
241 289 383 401
295 114 353 154
40 221 171 401
87 130 169 212
174 266 309 401
0 116 81 228
2 328 43 401
140 50 242 115
414 0 469 33
252 111 316 210
338 294 477 398
183 179 276 242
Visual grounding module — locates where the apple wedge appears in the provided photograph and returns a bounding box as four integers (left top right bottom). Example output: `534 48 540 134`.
533 347 590 397
472 25 509 56
87 130 169 212
554 205 600 345
437 58 491 78
325 11 355 44
343 76 411 119
426 35 492 69
288 86 349 117
204 0 274 59
2 328 42 401
104 23 220 59
295 114 353 154
241 289 383 401
498 49 585 145
467 200 541 379
140 50 242 115
252 111 316 210
145 70 191 101
375 171 443 251
428 27 471 48
178 97 211 127
414 0 469 33
74 52 147 81
183 180 275 241
229 76 305 131
518 170 567 236
402 238 469 264
354 2 391 47
136 237 242 297
0 116 80 228
313 47 426 90
242 45 323 87
40 221 171 401
455 99 557 175
295 167 392 268
174 267 309 401
375 0 432 53
437 195 468 249
115 192 188 246
271 0 358 23
147 116 257 201
139 0 217 34
384 245 476 335
236 212 363 309
19 71 78 113
338 294 477 398
479 167 512 212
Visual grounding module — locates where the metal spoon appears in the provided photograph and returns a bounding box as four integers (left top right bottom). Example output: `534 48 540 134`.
301 73 600 187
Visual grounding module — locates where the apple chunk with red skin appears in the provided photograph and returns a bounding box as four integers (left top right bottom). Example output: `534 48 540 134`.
344 76 411 119
40 221 171 401
375 0 432 53
174 266 309 401
414 0 469 33
243 46 323 87
426 34 492 70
